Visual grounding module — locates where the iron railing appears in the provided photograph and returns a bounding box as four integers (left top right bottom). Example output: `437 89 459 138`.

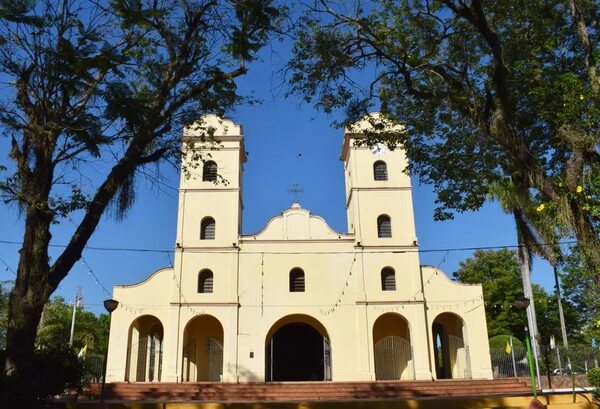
491 345 600 379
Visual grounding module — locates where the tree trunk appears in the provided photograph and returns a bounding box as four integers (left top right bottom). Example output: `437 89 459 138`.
5 206 53 373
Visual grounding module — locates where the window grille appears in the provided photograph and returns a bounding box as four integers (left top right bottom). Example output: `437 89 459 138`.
198 270 214 293
381 268 396 291
203 161 217 182
289 268 305 292
374 161 388 181
377 215 392 238
201 217 215 240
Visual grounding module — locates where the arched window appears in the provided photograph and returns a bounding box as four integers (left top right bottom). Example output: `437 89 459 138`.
381 268 396 291
198 269 214 293
373 161 388 181
377 215 392 238
289 268 305 292
202 161 217 182
201 217 216 240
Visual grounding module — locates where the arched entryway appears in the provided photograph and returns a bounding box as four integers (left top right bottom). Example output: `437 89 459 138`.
372 313 414 380
125 315 163 382
265 314 331 381
181 315 224 382
432 312 471 379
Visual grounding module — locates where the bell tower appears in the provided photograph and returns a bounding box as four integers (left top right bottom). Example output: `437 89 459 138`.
175 114 245 248
342 113 417 247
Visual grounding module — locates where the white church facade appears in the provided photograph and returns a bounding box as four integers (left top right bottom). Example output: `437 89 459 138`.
105 114 493 383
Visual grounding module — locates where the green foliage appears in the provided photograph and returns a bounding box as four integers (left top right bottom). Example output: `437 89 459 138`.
588 367 600 386
561 245 600 343
454 249 527 339
588 367 600 399
0 281 10 350
0 345 84 407
0 0 281 376
489 334 523 349
454 249 583 343
288 0 600 288
36 297 109 355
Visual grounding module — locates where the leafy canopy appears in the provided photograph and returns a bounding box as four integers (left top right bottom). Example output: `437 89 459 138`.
287 0 600 273
453 249 582 343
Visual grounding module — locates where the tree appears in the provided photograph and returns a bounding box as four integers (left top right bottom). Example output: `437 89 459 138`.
561 246 600 344
0 281 11 350
36 297 109 356
453 249 582 344
0 0 280 374
287 0 600 298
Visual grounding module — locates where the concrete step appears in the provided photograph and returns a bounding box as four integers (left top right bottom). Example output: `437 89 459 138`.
83 378 532 402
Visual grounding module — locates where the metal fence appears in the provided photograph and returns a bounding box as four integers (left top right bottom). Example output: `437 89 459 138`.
491 345 600 379
82 354 105 383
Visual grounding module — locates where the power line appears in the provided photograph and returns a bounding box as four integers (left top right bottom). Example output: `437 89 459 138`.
0 255 16 276
0 239 173 254
0 238 578 255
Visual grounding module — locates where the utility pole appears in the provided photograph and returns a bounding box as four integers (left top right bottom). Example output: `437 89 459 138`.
553 265 569 349
518 242 542 388
69 288 83 346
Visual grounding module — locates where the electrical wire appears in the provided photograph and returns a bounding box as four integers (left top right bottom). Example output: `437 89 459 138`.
0 238 578 255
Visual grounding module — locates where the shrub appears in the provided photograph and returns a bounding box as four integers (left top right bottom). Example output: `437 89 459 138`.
589 367 600 399
0 345 84 407
489 334 524 349
489 334 526 360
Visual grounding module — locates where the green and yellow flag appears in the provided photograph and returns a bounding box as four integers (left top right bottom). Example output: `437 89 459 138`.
505 341 512 355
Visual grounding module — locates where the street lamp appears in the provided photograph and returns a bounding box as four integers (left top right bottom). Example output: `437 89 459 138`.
100 299 119 403
514 295 537 398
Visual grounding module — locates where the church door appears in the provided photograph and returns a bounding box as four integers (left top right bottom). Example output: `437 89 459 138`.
267 323 329 381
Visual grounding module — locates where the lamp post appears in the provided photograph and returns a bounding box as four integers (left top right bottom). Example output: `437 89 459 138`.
514 295 537 398
100 299 119 403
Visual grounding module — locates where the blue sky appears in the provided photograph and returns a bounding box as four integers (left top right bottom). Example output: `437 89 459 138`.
0 38 556 316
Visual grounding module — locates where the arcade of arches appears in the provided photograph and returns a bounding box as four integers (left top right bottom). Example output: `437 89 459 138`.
120 312 472 382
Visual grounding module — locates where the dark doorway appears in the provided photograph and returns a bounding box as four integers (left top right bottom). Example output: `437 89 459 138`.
433 322 448 379
267 323 328 381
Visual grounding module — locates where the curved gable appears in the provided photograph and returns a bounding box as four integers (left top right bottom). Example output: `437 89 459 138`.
184 114 242 137
249 204 348 241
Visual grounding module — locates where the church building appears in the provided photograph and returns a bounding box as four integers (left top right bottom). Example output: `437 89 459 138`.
105 113 493 383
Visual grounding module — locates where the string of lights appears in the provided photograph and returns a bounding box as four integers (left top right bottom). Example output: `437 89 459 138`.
320 255 356 317
80 255 111 298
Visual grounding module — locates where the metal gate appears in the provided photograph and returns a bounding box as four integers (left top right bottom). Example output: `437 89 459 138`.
128 335 163 382
207 337 223 382
448 335 471 379
374 336 414 380
323 338 332 381
135 336 148 382
148 334 163 381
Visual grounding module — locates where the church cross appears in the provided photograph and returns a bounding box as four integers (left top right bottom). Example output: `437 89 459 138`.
287 183 304 202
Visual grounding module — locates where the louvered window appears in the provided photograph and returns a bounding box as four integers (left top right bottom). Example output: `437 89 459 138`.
289 268 305 292
373 161 388 181
201 217 215 240
381 268 396 291
198 270 214 293
203 161 217 182
377 215 392 238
